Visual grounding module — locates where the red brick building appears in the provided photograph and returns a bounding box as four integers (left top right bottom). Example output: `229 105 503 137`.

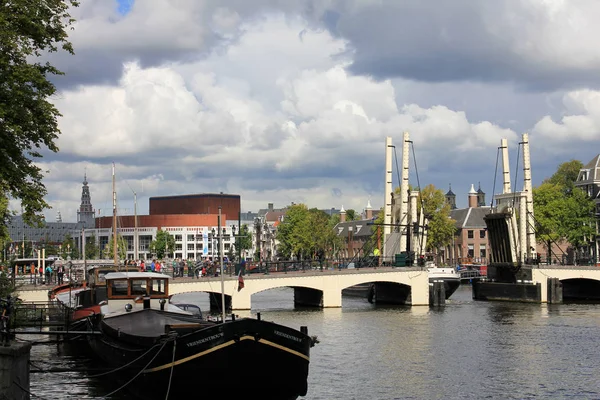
149 193 240 219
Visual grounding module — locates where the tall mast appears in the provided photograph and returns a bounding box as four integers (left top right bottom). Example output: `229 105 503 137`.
112 162 118 268
134 191 138 261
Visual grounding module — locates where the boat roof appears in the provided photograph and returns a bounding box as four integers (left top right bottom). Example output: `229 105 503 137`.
104 272 171 280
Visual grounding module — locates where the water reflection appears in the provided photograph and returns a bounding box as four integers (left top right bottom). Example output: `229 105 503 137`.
26 284 600 400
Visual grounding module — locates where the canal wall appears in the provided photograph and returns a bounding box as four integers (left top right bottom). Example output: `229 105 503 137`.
0 341 32 400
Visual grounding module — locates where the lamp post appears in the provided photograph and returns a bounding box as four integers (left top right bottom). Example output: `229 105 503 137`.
211 228 216 261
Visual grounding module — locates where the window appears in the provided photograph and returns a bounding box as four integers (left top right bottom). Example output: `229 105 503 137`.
131 279 147 296
480 230 486 239
175 235 182 241
467 230 474 239
150 279 167 296
480 248 486 259
187 244 195 251
110 280 128 296
467 244 474 258
187 235 194 241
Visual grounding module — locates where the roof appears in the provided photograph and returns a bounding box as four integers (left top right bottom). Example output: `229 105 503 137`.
104 272 171 280
450 206 491 229
334 219 376 237
578 154 600 182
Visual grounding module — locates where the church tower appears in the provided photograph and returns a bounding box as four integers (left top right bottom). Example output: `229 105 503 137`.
77 173 95 227
445 184 457 210
477 182 486 207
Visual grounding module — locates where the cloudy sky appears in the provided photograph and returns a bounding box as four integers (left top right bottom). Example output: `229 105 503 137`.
22 0 600 222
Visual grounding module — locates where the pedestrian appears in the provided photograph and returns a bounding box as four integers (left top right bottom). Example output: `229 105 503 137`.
30 263 35 284
45 265 52 284
155 260 161 273
140 260 145 272
151 259 156 272
179 259 185 277
57 264 64 284
38 265 43 282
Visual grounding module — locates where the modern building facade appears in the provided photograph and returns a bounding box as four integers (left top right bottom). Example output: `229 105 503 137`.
149 193 240 219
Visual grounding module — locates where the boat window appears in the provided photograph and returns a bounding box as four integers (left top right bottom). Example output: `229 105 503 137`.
130 279 147 296
150 279 167 296
111 280 128 296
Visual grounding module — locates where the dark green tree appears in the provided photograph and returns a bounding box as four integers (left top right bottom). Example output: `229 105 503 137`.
236 224 253 259
543 160 584 195
345 209 359 221
150 230 175 259
0 0 79 226
418 184 456 255
104 234 127 261
85 233 99 260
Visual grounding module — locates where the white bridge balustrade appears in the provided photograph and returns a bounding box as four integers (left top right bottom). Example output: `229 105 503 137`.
17 267 430 309
169 267 430 309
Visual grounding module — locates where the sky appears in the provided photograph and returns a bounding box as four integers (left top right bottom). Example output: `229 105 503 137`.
16 0 600 222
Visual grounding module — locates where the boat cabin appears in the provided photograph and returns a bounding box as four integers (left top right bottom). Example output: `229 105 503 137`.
102 272 171 314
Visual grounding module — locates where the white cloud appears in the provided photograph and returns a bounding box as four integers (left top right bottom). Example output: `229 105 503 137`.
532 89 600 142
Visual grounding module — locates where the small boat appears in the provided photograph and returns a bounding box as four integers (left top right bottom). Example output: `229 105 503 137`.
427 262 461 299
87 270 317 400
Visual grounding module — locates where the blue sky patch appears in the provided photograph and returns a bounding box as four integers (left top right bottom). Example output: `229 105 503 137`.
116 0 134 15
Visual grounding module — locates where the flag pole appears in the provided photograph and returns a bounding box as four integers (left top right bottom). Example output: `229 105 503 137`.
219 207 226 323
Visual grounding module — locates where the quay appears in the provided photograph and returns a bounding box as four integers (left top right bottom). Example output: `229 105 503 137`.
16 267 430 309
473 264 600 303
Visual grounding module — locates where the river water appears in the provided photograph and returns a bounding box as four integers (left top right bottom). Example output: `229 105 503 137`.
27 285 600 399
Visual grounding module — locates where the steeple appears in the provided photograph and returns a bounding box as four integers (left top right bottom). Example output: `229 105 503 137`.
476 182 486 207
77 172 95 227
445 184 457 210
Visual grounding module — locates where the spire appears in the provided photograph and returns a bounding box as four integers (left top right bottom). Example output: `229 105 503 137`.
78 170 95 227
56 211 62 223
340 205 346 213
366 199 372 210
446 183 455 196
477 181 484 194
469 184 477 194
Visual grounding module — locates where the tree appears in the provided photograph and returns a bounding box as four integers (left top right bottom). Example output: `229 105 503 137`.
543 160 583 195
0 1 79 226
418 184 456 255
276 204 311 259
345 209 359 221
85 233 99 260
149 230 175 259
104 234 127 261
236 224 253 260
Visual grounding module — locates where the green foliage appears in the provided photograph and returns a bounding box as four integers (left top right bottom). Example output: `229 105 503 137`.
276 204 341 260
150 230 175 259
0 269 16 299
0 194 11 245
104 234 127 261
533 183 595 252
365 208 384 255
543 160 583 195
419 184 456 252
345 209 358 221
0 0 79 225
85 233 99 259
236 224 253 256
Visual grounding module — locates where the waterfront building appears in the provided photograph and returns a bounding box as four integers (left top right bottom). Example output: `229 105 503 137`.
575 154 600 265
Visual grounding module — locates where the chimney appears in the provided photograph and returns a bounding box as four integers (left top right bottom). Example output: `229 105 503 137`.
340 205 346 222
468 184 477 208
365 199 373 220
268 203 274 212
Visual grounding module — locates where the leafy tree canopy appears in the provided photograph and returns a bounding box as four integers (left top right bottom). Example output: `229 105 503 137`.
0 0 78 226
150 230 175 260
418 184 456 253
543 160 583 195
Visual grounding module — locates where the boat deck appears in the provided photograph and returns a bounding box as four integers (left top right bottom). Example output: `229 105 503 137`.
104 309 212 338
